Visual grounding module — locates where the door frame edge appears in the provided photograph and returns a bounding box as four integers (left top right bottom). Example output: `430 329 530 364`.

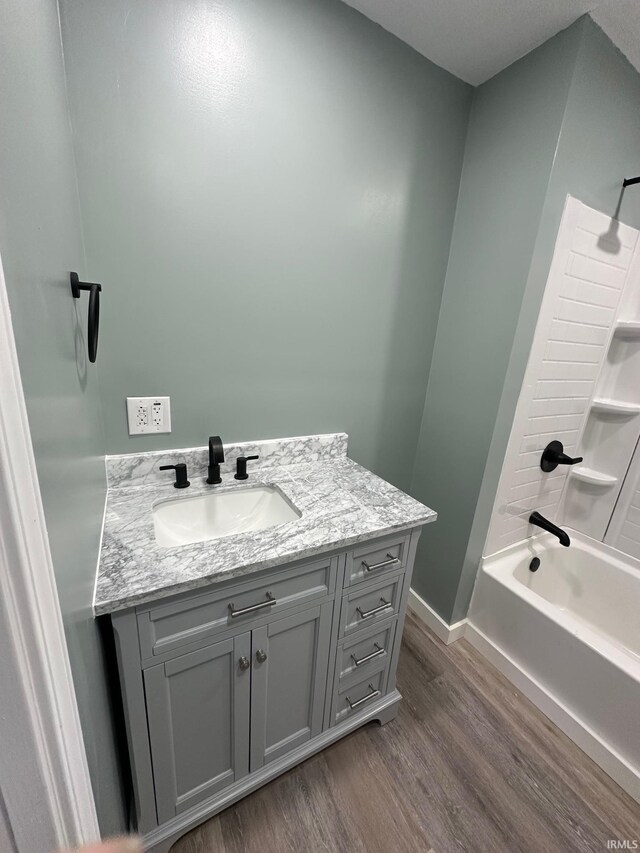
0 256 101 846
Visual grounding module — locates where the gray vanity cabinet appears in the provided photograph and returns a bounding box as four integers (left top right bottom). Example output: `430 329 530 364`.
250 602 332 771
110 527 422 852
144 632 251 823
143 603 332 822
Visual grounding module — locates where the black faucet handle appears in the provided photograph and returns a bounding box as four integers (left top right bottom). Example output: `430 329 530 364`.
159 463 190 489
559 451 583 465
540 440 583 473
235 455 259 481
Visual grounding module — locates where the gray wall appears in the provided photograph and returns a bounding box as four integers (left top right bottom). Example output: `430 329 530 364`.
409 24 582 621
546 17 640 232
0 0 125 836
59 0 472 491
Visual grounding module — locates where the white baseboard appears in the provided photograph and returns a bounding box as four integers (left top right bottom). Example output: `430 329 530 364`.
408 588 467 644
466 623 640 804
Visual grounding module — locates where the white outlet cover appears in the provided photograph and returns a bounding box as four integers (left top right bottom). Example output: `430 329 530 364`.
126 397 171 435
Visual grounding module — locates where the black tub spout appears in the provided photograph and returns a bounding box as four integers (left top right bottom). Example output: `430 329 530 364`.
529 511 570 547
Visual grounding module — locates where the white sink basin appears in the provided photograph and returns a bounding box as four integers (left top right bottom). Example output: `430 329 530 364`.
152 485 302 547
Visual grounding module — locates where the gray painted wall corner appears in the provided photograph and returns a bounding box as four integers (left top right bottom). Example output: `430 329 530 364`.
0 0 125 835
452 15 640 623
408 22 583 623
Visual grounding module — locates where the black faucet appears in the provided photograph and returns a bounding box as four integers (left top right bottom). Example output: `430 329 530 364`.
529 511 570 547
207 435 224 484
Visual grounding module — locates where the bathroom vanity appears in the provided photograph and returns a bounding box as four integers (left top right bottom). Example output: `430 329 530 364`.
95 434 435 852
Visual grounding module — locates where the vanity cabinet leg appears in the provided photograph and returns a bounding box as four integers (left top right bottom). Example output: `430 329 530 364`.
374 694 401 726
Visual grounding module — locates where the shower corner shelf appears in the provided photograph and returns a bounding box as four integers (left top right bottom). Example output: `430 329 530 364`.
613 319 640 339
570 466 618 487
591 398 640 416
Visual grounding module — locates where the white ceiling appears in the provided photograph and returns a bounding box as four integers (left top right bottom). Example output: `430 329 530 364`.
340 0 640 86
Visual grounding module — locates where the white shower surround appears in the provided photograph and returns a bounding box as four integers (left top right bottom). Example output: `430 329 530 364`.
468 531 640 803
608 444 640 559
468 196 640 804
484 195 640 556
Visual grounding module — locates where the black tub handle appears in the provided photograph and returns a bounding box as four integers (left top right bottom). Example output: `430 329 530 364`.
71 271 102 363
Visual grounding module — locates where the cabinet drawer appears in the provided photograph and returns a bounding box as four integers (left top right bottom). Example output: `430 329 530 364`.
138 557 337 661
336 617 397 684
331 662 389 726
345 534 409 587
339 572 403 639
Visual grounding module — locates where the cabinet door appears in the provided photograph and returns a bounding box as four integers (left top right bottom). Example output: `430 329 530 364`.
250 603 332 771
144 633 251 823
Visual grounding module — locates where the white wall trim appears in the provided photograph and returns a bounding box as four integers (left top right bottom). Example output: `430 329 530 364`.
466 623 640 804
408 588 467 644
0 257 100 847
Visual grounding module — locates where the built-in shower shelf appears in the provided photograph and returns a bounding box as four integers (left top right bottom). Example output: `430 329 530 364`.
613 320 640 339
570 466 618 487
591 398 640 416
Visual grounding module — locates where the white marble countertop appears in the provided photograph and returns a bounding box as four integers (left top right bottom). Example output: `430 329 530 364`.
94 434 436 615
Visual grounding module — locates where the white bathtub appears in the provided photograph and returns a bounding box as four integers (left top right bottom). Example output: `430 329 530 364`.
467 530 640 803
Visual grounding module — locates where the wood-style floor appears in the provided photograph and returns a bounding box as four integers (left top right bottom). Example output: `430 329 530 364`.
172 611 640 853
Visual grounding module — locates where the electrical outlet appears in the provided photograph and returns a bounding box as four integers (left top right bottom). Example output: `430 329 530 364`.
126 397 171 435
136 404 149 429
151 402 162 427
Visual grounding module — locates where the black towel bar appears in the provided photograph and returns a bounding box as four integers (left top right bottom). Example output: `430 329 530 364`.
70 271 102 363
